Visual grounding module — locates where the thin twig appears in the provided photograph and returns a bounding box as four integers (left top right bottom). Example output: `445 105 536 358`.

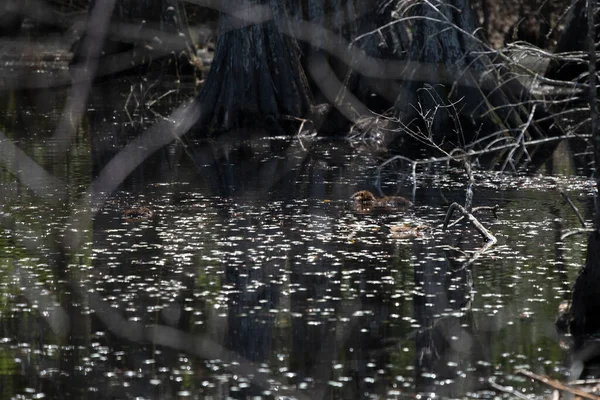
443 202 497 244
561 228 595 240
500 104 537 173
572 379 600 386
560 190 587 228
516 369 600 400
146 89 177 107
464 160 474 212
446 205 499 228
379 134 590 173
488 377 536 400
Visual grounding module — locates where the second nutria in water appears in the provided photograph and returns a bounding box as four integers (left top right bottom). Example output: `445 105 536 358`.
122 207 153 220
351 190 413 209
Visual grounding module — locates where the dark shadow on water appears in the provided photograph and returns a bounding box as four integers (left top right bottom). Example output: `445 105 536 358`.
412 239 490 398
0 79 593 399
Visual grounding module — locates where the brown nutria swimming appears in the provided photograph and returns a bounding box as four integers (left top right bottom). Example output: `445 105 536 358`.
122 207 153 220
389 222 427 239
351 190 413 209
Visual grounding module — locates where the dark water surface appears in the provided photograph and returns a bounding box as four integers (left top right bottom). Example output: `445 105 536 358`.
0 79 594 399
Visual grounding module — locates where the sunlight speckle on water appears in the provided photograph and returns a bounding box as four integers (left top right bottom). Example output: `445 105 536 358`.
0 81 594 399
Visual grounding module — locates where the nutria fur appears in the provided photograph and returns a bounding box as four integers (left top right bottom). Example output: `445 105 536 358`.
351 190 413 208
123 207 153 219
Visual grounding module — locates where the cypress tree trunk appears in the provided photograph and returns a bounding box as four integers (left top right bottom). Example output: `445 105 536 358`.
567 0 600 347
192 0 313 135
392 0 561 169
328 0 410 111
298 0 409 132
346 1 410 111
191 0 410 135
569 232 600 342
544 0 600 173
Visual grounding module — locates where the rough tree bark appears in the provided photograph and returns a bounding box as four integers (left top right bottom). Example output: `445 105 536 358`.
566 0 600 348
346 1 410 111
192 0 313 135
192 0 409 136
544 0 600 173
569 232 600 343
306 0 409 107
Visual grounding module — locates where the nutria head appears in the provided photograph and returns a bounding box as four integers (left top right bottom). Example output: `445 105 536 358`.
123 207 153 219
351 190 377 204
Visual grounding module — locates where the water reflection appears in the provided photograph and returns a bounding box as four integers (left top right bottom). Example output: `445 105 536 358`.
412 241 486 398
0 79 595 399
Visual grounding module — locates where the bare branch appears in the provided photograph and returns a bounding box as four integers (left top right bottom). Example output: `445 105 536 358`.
443 202 497 244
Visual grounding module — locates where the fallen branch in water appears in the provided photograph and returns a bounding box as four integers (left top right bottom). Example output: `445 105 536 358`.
377 134 592 177
445 205 499 229
572 379 600 386
516 369 600 400
443 202 497 244
488 377 534 400
560 190 587 228
561 228 595 240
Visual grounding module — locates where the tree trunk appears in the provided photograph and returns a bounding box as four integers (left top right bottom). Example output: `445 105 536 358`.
544 0 600 173
392 0 561 169
545 0 600 83
567 0 600 348
290 0 410 132
191 0 410 135
192 0 313 135
330 0 410 112
569 232 600 342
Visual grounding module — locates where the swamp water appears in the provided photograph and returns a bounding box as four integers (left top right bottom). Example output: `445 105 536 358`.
0 80 594 399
